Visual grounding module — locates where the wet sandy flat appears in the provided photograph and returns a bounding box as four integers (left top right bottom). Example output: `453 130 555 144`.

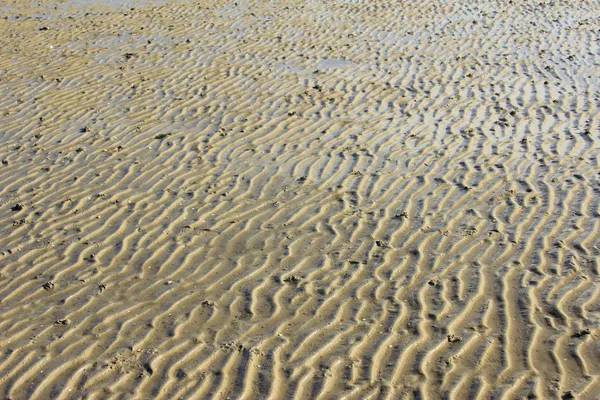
0 0 599 398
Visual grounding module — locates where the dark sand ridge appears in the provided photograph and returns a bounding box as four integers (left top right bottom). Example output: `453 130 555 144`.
0 0 599 398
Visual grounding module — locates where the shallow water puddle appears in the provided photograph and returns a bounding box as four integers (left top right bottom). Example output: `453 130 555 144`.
316 58 355 69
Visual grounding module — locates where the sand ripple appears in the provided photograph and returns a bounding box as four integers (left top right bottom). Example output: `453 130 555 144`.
0 0 599 398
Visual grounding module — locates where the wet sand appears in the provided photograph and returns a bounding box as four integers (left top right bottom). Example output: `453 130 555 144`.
0 0 599 398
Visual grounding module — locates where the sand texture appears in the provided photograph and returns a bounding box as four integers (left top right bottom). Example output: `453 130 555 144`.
1 0 600 398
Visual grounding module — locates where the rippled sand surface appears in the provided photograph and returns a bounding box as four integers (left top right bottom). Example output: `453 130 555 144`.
1 0 600 398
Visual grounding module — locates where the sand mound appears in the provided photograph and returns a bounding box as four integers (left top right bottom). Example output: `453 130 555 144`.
0 0 599 398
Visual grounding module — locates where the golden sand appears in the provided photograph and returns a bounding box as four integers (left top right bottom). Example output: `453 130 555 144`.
0 0 599 398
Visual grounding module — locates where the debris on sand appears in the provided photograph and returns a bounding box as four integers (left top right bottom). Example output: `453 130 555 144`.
572 328 591 338
447 334 462 343
283 275 301 284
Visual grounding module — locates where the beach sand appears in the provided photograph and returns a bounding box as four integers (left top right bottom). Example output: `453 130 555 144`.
0 0 599 398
